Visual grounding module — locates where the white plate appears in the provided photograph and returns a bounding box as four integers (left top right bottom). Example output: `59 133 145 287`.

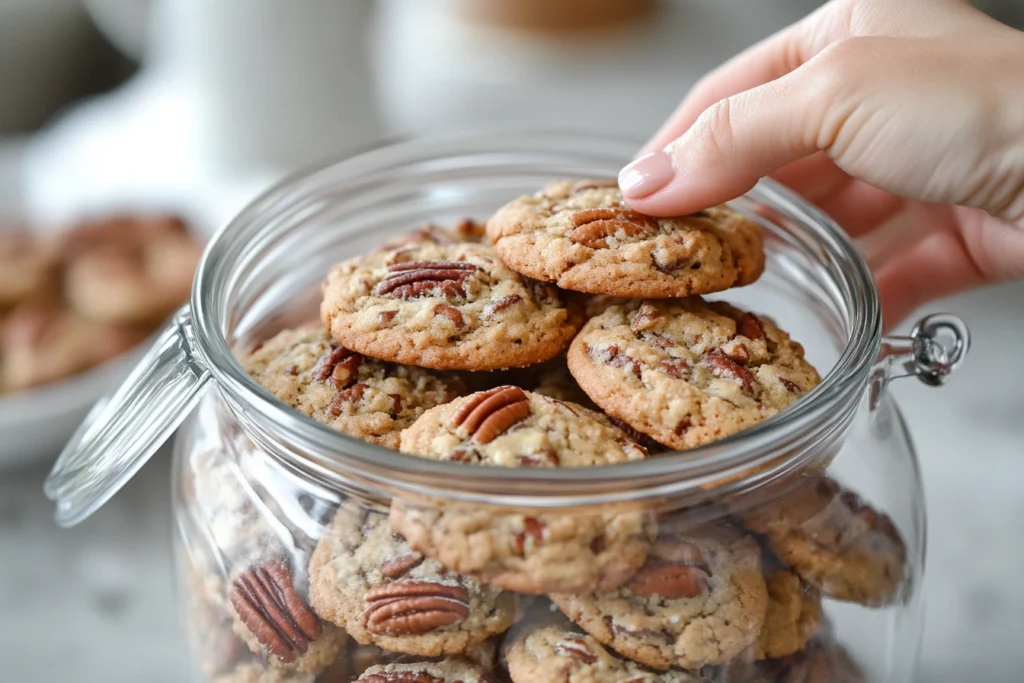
0 345 144 468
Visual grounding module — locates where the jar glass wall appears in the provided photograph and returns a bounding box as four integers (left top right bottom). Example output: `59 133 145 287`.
39 131 964 683
159 130 934 683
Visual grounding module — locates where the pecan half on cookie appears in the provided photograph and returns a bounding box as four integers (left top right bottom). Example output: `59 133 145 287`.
390 389 656 594
228 560 346 673
486 179 764 298
320 242 581 370
308 506 519 656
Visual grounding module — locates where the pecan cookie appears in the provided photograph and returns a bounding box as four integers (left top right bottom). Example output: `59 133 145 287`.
61 214 202 324
0 302 147 392
549 523 768 670
391 387 656 594
720 632 866 683
398 386 649 467
567 298 820 450
243 325 466 450
504 617 709 683
320 242 581 370
486 179 764 298
229 559 347 674
308 506 519 657
755 569 823 660
0 230 56 310
737 476 907 606
376 219 489 252
355 659 498 683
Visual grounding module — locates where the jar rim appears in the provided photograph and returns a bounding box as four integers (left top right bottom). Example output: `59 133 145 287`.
192 127 882 504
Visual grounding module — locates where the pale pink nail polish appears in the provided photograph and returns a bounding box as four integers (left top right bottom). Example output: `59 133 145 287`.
618 151 674 199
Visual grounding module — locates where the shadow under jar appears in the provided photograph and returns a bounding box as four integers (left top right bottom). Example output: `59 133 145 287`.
45 129 969 683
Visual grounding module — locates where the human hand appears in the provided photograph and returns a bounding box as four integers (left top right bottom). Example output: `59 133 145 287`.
619 0 1024 325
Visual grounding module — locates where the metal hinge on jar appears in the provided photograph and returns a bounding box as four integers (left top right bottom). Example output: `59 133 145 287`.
869 313 970 409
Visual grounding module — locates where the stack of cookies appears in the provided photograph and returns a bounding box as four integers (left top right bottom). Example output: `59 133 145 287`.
0 215 202 393
202 180 906 682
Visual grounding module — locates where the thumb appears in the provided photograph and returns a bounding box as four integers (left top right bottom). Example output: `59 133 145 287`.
620 49 853 216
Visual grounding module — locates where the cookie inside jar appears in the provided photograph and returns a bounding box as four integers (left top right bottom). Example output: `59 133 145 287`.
167 170 918 683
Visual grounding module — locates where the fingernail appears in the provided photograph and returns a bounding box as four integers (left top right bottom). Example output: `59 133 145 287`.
619 150 674 199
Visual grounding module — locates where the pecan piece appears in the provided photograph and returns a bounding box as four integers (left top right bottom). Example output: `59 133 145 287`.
511 517 546 555
376 261 479 299
608 416 662 452
591 344 642 378
556 636 599 664
448 386 531 444
359 670 446 683
569 208 659 249
434 303 465 328
484 294 522 317
704 348 757 396
735 312 765 342
230 560 322 663
720 342 751 365
381 553 424 579
363 581 470 635
630 302 661 334
329 382 368 415
657 357 691 379
312 345 362 389
779 377 802 394
626 561 710 600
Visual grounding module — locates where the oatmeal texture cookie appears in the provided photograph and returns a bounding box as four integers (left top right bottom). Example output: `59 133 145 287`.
755 570 823 660
376 219 489 252
243 325 465 450
0 230 56 309
398 387 649 467
61 214 202 324
320 242 581 370
391 387 656 594
567 298 820 451
0 302 146 392
308 506 519 656
737 476 907 606
722 633 866 683
486 179 764 298
355 659 497 683
550 522 769 671
505 617 710 683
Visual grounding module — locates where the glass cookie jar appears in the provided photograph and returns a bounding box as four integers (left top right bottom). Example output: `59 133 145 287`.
46 130 969 683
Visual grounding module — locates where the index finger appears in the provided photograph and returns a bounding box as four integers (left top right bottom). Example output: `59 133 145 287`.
641 19 817 155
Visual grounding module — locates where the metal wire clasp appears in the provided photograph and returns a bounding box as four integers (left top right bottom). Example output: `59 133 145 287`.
870 313 970 408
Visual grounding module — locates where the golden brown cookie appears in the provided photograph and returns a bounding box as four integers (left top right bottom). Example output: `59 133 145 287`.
504 616 707 683
736 476 907 606
355 659 498 683
243 325 466 450
376 219 489 252
486 179 763 297
549 522 768 671
567 298 820 451
61 214 202 324
320 242 581 371
391 387 656 594
308 506 520 657
0 302 146 391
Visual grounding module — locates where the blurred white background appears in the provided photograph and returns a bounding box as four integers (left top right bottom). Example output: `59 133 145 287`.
0 1 1022 682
